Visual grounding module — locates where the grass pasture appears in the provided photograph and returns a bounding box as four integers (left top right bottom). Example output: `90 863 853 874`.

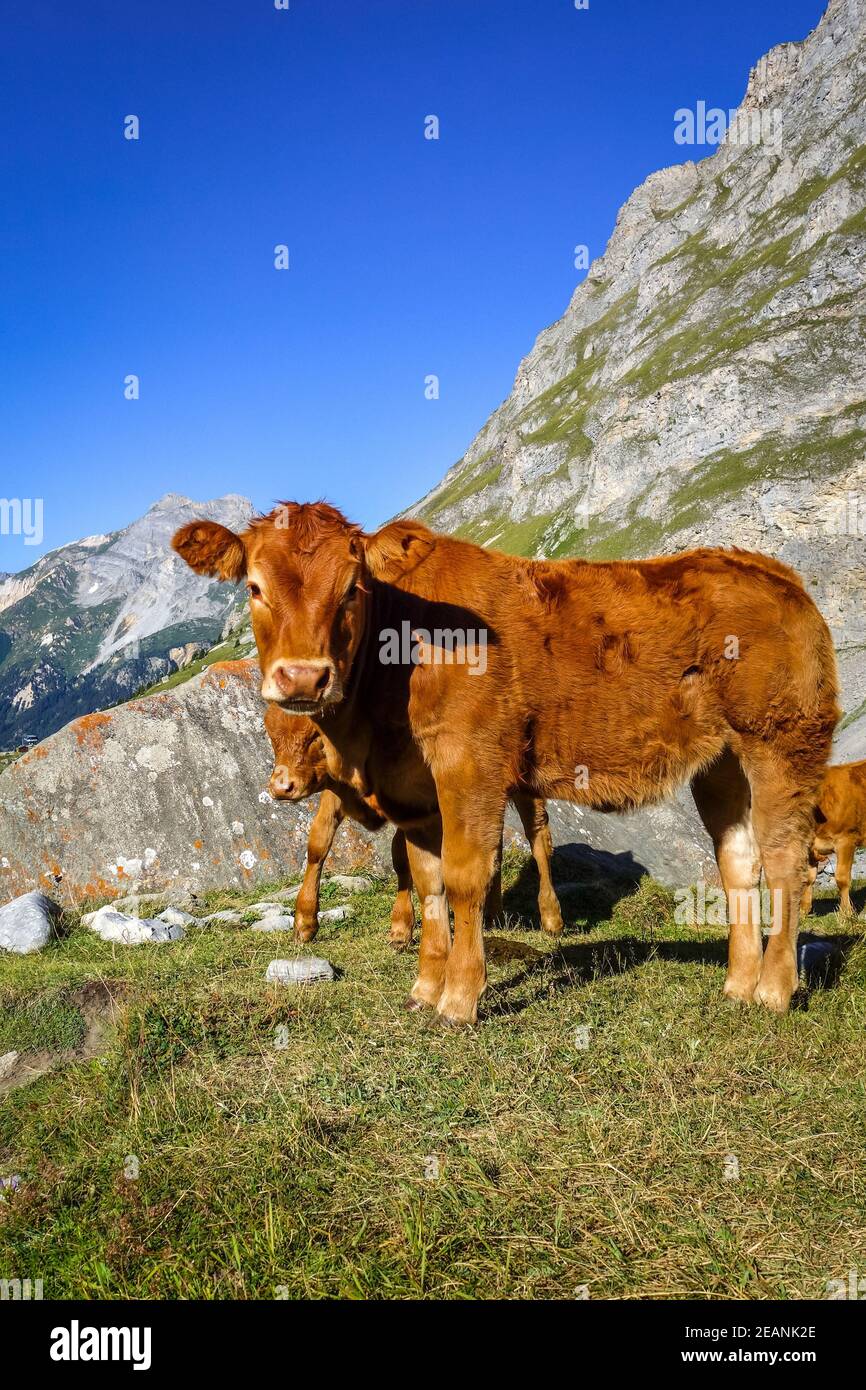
1 856 865 1300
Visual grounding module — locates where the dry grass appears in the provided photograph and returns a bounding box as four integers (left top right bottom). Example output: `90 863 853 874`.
0 857 864 1300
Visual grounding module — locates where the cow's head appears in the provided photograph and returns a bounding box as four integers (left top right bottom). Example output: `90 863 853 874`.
172 503 434 716
264 705 328 800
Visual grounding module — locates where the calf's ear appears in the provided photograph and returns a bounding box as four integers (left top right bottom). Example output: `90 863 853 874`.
364 520 436 582
172 520 246 581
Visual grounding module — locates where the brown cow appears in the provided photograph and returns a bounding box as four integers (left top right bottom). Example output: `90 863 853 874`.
264 703 563 943
174 504 838 1025
801 760 866 917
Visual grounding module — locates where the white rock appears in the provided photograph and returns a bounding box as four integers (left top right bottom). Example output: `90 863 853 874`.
272 885 302 903
0 891 57 954
86 906 184 945
248 901 285 918
158 907 197 927
203 909 244 925
0 1052 20 1081
265 957 335 984
326 875 373 894
251 915 296 933
318 906 352 923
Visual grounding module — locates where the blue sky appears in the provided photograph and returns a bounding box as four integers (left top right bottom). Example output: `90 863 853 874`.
1 0 826 572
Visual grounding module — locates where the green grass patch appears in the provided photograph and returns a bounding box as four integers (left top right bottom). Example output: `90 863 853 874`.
1 859 865 1299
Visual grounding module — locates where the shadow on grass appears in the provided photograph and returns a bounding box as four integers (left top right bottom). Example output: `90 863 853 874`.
484 930 863 1020
809 887 866 917
503 842 648 930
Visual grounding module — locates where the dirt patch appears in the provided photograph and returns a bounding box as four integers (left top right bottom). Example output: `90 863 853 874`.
0 980 126 1097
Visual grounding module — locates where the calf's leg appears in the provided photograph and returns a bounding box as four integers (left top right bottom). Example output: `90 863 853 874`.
745 759 817 1014
389 829 416 948
691 749 763 1004
800 854 819 917
483 838 504 926
512 792 563 936
435 784 505 1026
294 790 343 942
404 822 450 1011
834 834 857 917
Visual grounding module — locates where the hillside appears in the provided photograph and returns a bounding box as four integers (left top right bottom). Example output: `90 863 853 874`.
409 0 866 711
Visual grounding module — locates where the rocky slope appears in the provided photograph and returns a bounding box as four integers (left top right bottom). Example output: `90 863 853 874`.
0 493 253 747
410 0 866 716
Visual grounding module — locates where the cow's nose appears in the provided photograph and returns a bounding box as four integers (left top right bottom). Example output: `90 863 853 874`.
269 774 295 800
273 663 331 702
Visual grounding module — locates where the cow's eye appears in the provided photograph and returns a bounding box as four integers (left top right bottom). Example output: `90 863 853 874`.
248 582 262 599
346 582 359 601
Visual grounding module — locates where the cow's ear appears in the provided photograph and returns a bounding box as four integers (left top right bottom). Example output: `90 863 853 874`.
172 520 246 581
364 521 436 582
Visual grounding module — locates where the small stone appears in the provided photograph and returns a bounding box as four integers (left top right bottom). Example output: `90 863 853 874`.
326 875 372 894
203 909 244 925
112 892 168 915
265 957 335 985
318 906 352 923
251 915 296 933
158 907 197 927
271 885 302 903
86 907 185 945
0 1052 20 1082
248 901 285 918
0 891 58 954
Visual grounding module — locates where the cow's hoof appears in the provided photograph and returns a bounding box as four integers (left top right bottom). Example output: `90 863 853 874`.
722 979 757 1005
389 933 414 952
433 1012 475 1032
753 979 795 1014
404 994 432 1012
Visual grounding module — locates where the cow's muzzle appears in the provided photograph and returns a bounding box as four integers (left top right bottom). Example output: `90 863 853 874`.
262 660 339 713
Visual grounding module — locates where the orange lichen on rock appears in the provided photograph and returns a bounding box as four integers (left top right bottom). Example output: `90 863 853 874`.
74 712 114 750
205 659 257 685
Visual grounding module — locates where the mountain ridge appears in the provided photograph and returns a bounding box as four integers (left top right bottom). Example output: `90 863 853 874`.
0 492 253 746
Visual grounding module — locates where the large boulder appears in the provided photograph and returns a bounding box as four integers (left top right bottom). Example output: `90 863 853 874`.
0 661 392 906
0 890 58 953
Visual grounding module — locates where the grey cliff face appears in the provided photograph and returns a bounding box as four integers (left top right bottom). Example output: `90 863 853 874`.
410 0 866 715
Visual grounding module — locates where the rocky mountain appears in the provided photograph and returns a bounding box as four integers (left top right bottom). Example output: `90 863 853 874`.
410 0 866 718
0 493 253 747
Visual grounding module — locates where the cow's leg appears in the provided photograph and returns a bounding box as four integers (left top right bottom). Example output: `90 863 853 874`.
404 823 450 1011
834 834 857 917
483 838 504 926
691 749 763 1004
435 786 505 1027
294 790 343 942
389 829 416 948
800 853 819 917
512 792 563 936
745 760 817 1014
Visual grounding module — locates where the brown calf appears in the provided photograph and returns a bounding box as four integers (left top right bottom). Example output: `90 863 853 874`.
264 703 563 943
174 504 838 1024
801 759 866 917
